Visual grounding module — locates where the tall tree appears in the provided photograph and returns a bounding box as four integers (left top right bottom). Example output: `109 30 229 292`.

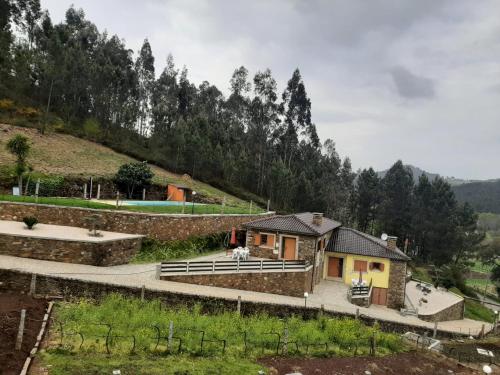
378 160 414 244
355 167 380 233
278 68 312 167
135 39 155 136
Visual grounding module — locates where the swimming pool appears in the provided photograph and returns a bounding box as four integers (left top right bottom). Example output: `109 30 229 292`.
122 200 205 207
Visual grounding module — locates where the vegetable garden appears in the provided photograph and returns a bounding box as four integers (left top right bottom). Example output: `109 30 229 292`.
41 294 407 374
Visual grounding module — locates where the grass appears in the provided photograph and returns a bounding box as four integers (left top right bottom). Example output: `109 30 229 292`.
39 352 262 375
0 194 265 215
132 235 226 263
410 266 433 284
465 278 498 296
40 294 407 374
449 287 496 323
0 123 249 207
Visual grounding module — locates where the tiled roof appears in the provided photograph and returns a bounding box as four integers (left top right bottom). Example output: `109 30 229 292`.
326 227 411 261
243 212 341 236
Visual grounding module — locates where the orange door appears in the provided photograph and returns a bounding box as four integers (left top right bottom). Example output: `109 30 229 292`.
283 237 297 260
328 257 341 277
371 287 387 305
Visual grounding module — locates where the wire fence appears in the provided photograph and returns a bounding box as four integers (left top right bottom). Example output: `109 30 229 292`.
49 317 382 358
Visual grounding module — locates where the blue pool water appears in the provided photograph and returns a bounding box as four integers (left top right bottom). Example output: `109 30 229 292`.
124 200 205 206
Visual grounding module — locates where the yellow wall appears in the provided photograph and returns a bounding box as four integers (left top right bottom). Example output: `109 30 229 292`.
324 252 391 288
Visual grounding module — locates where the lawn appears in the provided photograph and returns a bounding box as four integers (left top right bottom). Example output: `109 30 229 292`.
40 294 407 374
0 194 265 215
449 287 496 323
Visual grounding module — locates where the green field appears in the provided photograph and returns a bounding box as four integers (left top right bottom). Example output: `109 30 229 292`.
41 294 406 374
0 194 265 215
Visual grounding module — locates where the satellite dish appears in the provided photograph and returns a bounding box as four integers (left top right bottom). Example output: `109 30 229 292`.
381 233 388 241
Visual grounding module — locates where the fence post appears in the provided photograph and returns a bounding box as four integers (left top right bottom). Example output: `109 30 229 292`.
282 260 285 270
221 196 225 214
356 308 360 319
212 261 215 273
237 258 240 272
35 178 40 203
89 177 93 199
142 188 146 201
260 260 263 271
29 274 37 296
96 184 101 200
83 183 87 199
155 265 161 280
141 285 145 302
249 200 253 214
186 262 190 273
15 309 26 350
433 321 438 338
116 192 120 208
168 321 174 352
237 296 241 315
267 199 270 212
283 324 289 355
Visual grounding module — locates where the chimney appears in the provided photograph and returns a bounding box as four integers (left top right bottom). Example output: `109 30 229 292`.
312 213 323 226
387 236 398 251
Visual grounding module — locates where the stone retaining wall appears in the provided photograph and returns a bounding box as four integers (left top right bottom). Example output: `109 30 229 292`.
0 268 479 339
0 233 142 266
161 269 313 297
418 299 465 322
0 202 273 241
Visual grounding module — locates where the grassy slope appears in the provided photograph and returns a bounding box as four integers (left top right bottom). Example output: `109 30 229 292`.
0 123 247 207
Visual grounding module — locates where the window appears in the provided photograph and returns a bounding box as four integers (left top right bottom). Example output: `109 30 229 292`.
353 260 367 272
369 262 385 272
259 233 275 248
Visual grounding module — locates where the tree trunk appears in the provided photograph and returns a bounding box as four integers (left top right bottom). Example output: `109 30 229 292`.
18 175 23 196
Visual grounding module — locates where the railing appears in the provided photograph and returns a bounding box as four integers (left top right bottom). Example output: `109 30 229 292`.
160 259 311 276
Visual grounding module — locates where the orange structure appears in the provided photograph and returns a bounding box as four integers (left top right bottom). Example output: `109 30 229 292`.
166 184 192 202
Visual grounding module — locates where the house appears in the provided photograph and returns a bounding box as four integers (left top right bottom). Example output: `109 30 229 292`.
325 227 410 308
243 212 410 309
166 184 193 202
243 212 341 285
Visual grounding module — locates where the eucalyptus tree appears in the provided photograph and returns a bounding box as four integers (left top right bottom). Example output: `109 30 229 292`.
135 39 155 136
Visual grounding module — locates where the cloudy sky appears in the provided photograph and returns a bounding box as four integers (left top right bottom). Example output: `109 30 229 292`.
40 0 500 180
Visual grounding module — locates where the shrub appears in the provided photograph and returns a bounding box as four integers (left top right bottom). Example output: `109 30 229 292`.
23 216 38 229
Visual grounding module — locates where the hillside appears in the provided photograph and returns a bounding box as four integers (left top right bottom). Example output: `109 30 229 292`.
0 124 247 206
453 180 500 214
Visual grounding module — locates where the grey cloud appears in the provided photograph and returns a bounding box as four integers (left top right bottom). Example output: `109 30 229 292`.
390 66 435 99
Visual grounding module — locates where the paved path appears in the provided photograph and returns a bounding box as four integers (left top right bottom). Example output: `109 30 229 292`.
0 254 491 336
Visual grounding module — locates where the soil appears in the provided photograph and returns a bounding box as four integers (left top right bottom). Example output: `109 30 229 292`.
0 293 48 375
260 351 486 375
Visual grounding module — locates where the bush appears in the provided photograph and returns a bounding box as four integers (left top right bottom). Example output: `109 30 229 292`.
23 216 38 229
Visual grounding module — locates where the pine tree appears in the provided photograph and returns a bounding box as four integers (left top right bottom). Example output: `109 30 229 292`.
355 167 380 233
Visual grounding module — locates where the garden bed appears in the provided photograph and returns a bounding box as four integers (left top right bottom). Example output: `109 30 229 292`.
260 351 480 374
0 293 48 375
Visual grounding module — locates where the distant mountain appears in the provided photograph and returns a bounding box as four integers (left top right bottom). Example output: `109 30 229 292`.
376 164 482 186
376 164 500 213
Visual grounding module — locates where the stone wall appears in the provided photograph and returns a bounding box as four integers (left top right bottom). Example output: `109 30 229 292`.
0 233 141 266
161 269 313 297
0 268 479 339
246 230 323 287
0 202 273 241
418 299 465 322
387 260 407 309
